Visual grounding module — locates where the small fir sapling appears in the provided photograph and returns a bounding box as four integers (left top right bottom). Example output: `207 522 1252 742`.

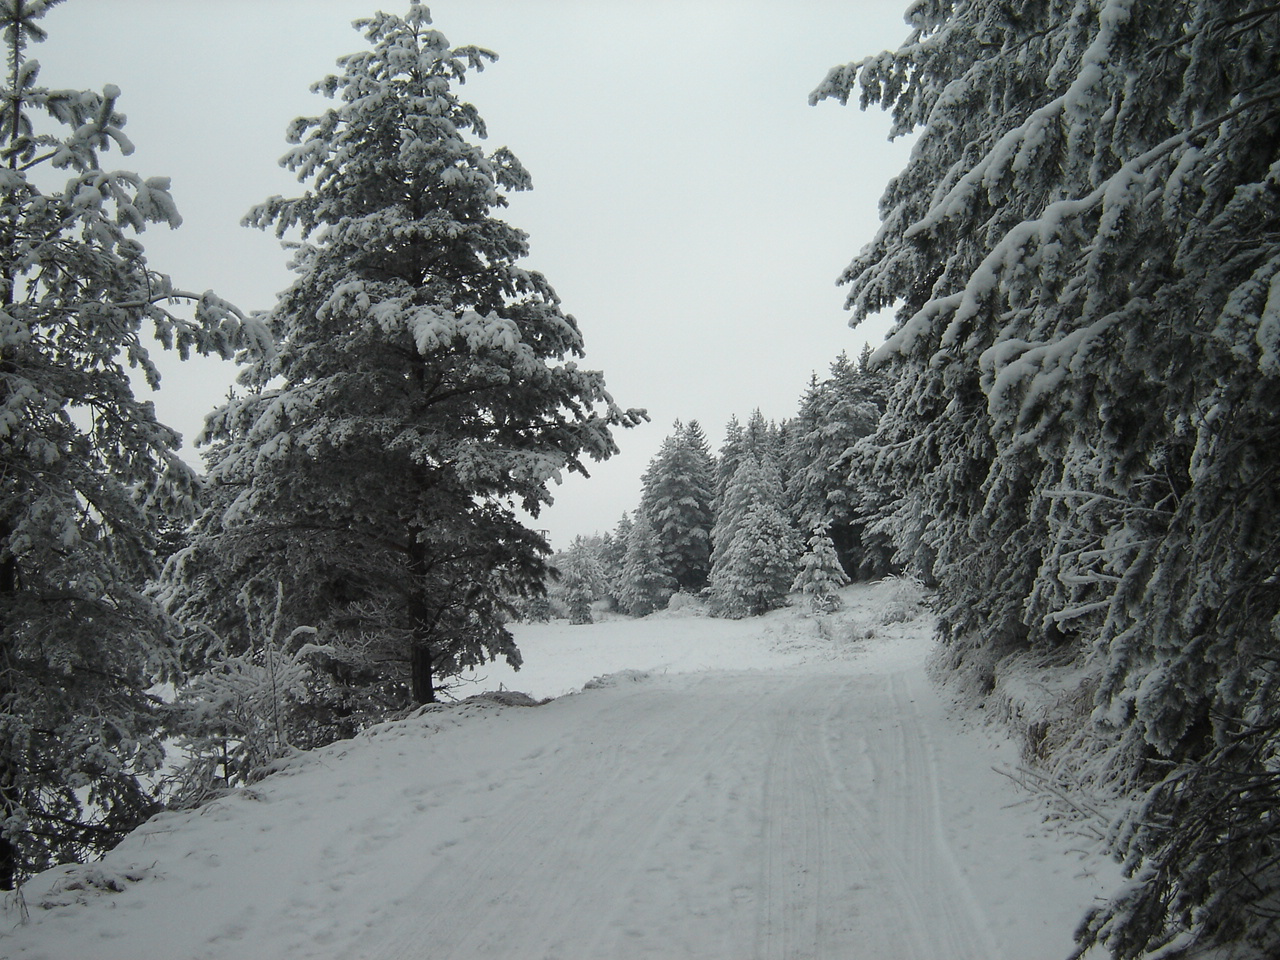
792 527 851 614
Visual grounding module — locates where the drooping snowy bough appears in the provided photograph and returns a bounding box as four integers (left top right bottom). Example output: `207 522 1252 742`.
163 5 641 726
815 1 1280 956
0 0 266 889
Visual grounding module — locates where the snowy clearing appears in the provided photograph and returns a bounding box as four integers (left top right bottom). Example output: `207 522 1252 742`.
2 582 1116 959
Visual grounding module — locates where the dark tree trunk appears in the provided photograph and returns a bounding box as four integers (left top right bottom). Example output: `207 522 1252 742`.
410 642 435 704
405 532 437 705
0 518 17 890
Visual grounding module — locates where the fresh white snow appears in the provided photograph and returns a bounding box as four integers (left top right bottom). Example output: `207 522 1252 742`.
1 581 1117 959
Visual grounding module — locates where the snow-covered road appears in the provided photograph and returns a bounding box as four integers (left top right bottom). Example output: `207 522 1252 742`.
363 671 993 959
2 586 1114 959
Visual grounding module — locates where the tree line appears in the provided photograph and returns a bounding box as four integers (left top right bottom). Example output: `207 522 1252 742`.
541 349 890 623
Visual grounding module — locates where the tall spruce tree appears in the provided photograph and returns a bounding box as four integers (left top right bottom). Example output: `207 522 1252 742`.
783 353 886 576
711 500 800 619
714 414 745 504
638 420 715 591
167 5 640 712
0 0 259 887
595 511 632 610
708 453 796 616
815 1 1280 955
708 453 784 572
618 511 673 617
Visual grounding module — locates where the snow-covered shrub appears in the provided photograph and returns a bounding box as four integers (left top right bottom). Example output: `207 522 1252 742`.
35 863 154 909
665 591 708 616
875 575 927 625
164 584 326 807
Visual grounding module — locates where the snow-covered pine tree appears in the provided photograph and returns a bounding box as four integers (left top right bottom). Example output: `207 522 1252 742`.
595 512 632 610
743 409 779 463
792 526 850 615
710 501 801 619
617 512 673 617
167 5 640 712
0 0 261 887
783 353 886 576
709 452 785 572
714 414 745 504
708 453 796 616
816 2 1280 955
554 535 604 625
638 420 716 591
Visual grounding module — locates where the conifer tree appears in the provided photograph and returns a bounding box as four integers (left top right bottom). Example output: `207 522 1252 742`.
710 501 800 619
167 5 640 711
792 527 850 615
638 420 715 591
708 454 796 616
709 453 785 572
555 535 604 625
715 415 746 503
743 409 778 462
618 512 673 617
0 0 260 887
595 512 632 610
783 353 886 575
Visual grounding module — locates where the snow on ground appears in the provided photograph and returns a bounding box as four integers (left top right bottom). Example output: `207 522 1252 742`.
1 581 1118 959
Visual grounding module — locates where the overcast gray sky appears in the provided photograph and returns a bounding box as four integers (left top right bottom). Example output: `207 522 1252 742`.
39 1 913 549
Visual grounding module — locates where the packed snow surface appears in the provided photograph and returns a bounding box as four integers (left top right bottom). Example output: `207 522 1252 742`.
2 582 1115 959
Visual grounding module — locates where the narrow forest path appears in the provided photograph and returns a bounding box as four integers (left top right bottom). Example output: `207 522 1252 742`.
3 593 1115 960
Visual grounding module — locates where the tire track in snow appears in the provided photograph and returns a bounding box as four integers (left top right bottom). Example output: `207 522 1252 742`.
754 673 999 960
879 672 1002 959
756 676 882 959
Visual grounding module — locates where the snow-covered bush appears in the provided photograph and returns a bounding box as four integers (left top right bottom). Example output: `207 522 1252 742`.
875 575 927 626
665 591 708 616
164 584 327 807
